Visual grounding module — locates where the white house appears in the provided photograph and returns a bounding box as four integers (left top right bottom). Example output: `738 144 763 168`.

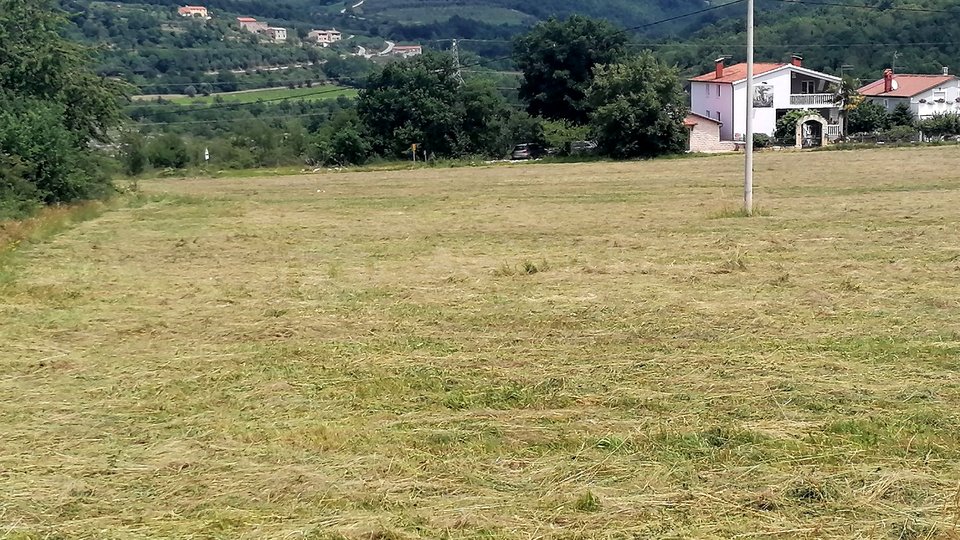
308 29 342 46
690 56 843 143
266 27 287 42
391 45 422 58
859 68 960 119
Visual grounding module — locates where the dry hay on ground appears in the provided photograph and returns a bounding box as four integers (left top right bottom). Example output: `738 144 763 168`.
2 147 960 538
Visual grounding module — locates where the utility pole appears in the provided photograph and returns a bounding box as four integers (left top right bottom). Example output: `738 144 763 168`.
451 39 465 86
744 0 754 215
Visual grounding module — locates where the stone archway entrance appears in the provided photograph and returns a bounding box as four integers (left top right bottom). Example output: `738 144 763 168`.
794 114 828 148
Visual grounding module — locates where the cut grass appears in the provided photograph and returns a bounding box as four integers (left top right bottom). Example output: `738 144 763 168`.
3 146 960 538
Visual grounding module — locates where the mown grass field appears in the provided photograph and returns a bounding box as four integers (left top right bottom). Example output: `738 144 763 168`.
2 147 960 538
133 85 358 105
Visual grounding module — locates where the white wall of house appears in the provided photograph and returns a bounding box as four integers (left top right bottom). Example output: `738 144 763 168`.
729 67 840 140
690 82 734 140
913 82 960 118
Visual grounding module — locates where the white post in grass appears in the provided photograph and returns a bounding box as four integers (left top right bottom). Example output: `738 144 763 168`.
744 0 754 215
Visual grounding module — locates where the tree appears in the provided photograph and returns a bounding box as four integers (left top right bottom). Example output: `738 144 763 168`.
847 100 889 133
357 53 513 159
586 53 688 159
889 102 916 127
0 0 127 209
184 85 197 98
513 15 627 124
119 131 148 176
834 76 861 137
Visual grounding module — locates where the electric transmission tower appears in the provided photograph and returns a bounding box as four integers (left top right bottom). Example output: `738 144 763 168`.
451 39 465 85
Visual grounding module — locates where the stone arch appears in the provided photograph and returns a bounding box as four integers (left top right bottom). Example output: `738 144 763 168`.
794 113 828 148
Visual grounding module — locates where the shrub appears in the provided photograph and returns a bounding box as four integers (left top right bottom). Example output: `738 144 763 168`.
753 133 773 148
878 125 918 143
919 113 960 139
774 109 813 141
146 133 189 169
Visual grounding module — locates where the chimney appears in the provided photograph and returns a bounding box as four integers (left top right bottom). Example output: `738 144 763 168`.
883 68 894 93
943 66 950 76
715 57 726 79
790 54 803 67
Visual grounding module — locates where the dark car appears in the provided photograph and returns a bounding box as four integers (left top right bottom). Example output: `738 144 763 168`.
510 143 545 160
566 140 599 156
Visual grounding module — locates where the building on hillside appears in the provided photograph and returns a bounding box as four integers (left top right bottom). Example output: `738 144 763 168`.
266 27 287 42
307 29 342 46
859 68 960 119
689 55 843 145
391 45 422 58
236 17 268 33
684 112 736 153
177 5 209 18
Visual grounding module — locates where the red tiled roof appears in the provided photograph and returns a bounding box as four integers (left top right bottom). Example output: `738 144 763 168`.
236 16 257 21
690 62 785 83
684 112 721 127
858 74 956 97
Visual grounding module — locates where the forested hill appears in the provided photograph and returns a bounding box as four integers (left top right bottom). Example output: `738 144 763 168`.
661 0 960 80
66 0 960 81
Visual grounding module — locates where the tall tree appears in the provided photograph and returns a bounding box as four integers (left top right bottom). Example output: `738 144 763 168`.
587 52 688 158
357 53 513 159
0 0 126 214
513 15 627 124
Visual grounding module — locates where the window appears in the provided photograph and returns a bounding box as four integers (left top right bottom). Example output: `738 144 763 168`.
716 111 721 121
800 80 816 94
706 85 711 97
706 110 711 118
934 91 946 102
717 84 721 97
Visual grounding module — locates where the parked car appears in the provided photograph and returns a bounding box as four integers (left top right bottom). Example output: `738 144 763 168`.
566 140 598 156
510 143 545 160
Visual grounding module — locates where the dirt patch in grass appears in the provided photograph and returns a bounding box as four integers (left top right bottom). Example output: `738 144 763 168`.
3 147 960 537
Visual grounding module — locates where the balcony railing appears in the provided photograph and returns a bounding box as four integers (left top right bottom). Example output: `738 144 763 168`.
789 93 835 106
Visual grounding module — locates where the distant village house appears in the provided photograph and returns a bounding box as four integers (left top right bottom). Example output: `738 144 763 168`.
391 45 422 58
177 5 209 18
266 27 287 42
859 68 960 119
236 17 286 42
236 17 267 33
307 29 342 46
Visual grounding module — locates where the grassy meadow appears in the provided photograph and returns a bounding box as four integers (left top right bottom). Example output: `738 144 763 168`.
2 147 960 538
133 85 358 105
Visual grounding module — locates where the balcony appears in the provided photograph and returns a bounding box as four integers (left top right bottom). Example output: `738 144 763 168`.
789 93 836 107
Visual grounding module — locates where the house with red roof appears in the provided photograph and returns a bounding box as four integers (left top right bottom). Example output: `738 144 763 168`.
690 55 843 144
178 5 209 18
859 68 960 119
236 17 268 34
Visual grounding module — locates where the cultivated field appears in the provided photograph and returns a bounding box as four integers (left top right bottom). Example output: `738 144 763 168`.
2 147 960 538
132 85 358 105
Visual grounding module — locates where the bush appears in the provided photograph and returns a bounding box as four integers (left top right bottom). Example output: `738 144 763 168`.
774 109 813 141
878 125 918 143
119 131 148 176
847 100 890 133
146 133 189 169
753 133 773 148
919 113 960 139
